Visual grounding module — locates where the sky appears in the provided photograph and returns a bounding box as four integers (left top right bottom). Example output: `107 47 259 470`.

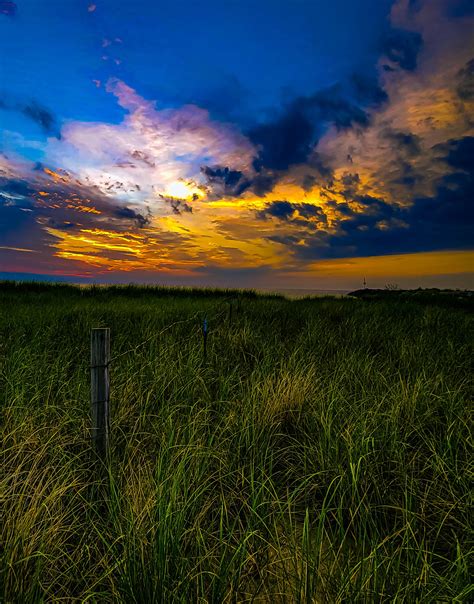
0 0 473 290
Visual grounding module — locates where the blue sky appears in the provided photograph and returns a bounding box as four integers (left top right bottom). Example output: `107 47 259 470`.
1 0 394 123
0 0 473 289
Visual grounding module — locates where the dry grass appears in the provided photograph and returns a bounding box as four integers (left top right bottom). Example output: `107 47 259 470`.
0 283 472 602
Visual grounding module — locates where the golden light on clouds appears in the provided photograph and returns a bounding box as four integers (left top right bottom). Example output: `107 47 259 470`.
1 0 472 288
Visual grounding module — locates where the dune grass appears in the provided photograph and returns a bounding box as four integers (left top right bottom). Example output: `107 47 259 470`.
0 283 472 602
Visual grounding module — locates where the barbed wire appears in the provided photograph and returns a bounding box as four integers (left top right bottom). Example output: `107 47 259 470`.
109 296 237 363
109 312 201 362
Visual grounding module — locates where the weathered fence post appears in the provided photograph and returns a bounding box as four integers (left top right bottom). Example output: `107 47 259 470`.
90 327 110 459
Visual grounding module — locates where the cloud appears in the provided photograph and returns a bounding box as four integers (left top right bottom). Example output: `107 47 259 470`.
257 200 327 226
249 109 315 172
382 129 421 157
0 157 153 237
0 1 16 16
22 102 60 137
113 206 151 227
257 200 297 221
456 58 474 100
158 195 193 215
1 0 473 284
436 135 474 172
0 154 204 276
445 0 474 18
256 136 474 260
380 27 424 71
351 74 389 106
247 74 390 176
0 177 36 201
0 95 60 137
45 78 257 206
201 165 251 198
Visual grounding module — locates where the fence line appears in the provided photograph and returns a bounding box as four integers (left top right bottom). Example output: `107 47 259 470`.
90 296 240 456
110 296 235 363
109 312 201 363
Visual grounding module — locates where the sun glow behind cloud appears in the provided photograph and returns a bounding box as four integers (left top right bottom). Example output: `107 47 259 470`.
165 181 202 200
0 0 473 288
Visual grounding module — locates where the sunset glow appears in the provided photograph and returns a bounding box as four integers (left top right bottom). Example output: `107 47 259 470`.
0 0 472 289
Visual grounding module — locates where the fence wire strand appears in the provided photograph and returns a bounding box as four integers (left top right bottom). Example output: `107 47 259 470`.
109 296 237 363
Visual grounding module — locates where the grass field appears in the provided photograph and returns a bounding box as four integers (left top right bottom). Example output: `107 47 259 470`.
0 282 472 602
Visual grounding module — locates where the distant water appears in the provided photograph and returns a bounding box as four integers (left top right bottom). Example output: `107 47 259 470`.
257 287 349 298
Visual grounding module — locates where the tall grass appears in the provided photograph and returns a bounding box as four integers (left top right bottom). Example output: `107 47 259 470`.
0 284 472 602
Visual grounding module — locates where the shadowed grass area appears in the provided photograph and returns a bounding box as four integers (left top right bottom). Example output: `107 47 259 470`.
0 283 472 602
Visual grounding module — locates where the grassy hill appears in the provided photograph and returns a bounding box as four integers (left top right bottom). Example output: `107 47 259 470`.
349 287 474 310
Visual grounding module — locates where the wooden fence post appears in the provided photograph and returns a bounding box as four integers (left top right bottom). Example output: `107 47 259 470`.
90 327 110 459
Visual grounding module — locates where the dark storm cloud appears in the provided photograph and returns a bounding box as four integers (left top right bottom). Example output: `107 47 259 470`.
251 172 279 197
297 196 407 259
411 172 473 241
201 164 279 198
302 86 371 129
436 136 474 172
302 174 318 192
298 153 335 192
0 176 47 254
378 129 424 188
45 219 77 230
248 80 383 174
257 137 474 259
158 194 193 215
446 0 474 18
201 165 251 197
339 172 363 197
382 129 421 156
380 28 423 71
0 95 60 137
23 102 60 137
351 74 388 106
249 110 314 172
393 162 421 187
113 206 151 228
408 0 422 12
456 59 474 100
257 200 294 220
310 152 334 178
0 203 33 239
257 200 327 225
0 178 36 200
0 1 16 16
340 173 361 187
301 177 472 259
